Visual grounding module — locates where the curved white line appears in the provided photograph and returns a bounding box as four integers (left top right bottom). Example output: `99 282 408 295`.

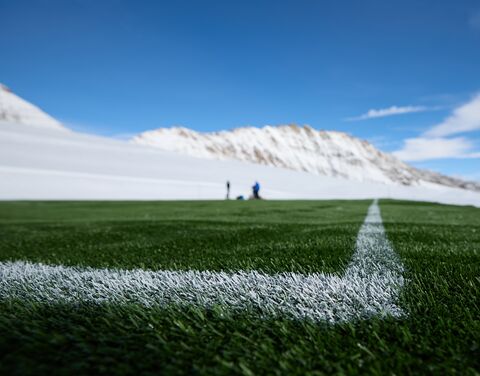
0 200 404 323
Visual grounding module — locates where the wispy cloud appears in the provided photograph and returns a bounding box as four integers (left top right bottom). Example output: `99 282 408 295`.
393 137 480 162
346 105 429 121
424 94 480 137
393 94 480 161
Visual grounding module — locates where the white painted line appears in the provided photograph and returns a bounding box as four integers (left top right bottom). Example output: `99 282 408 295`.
0 200 404 323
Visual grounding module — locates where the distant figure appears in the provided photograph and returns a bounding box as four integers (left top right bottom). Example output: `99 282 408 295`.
226 180 231 199
252 181 261 199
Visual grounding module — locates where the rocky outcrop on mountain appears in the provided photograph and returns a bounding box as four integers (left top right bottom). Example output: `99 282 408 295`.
133 124 480 191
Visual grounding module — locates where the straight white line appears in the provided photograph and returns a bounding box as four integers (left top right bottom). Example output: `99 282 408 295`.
0 200 405 323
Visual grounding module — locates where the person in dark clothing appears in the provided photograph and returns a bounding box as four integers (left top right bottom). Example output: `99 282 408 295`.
226 180 231 199
252 181 260 199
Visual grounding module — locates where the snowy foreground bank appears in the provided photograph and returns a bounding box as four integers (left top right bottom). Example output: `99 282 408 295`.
1 123 479 207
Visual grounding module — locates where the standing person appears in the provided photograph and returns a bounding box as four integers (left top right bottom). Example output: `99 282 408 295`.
252 181 260 199
226 180 230 199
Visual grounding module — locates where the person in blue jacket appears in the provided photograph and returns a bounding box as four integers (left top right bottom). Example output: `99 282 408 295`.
252 181 260 199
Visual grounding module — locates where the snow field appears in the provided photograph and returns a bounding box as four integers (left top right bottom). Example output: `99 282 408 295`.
1 123 480 205
0 200 405 323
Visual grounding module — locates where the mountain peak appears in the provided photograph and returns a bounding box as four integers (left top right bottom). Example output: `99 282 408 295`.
0 84 66 131
0 83 12 93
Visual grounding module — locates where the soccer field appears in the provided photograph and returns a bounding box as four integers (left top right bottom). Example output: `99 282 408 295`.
0 200 478 375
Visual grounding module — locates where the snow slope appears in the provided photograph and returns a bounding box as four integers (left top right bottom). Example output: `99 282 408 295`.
0 83 66 131
133 125 480 191
1 122 480 206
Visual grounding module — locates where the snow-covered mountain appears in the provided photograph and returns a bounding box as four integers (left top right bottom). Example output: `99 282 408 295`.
1 84 479 203
133 125 480 191
0 83 66 131
2 121 480 206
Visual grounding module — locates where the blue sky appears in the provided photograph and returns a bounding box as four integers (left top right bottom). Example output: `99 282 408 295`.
1 0 479 179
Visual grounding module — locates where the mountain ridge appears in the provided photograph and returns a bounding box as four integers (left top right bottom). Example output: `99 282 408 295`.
133 124 480 192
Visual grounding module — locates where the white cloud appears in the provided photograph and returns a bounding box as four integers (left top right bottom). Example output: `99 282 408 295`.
423 94 480 137
346 105 428 121
393 137 480 162
393 94 480 162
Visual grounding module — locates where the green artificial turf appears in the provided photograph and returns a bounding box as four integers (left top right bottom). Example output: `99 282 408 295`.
0 199 479 375
0 200 369 273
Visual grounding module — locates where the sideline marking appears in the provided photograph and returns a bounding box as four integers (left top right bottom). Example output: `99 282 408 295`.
0 200 404 323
